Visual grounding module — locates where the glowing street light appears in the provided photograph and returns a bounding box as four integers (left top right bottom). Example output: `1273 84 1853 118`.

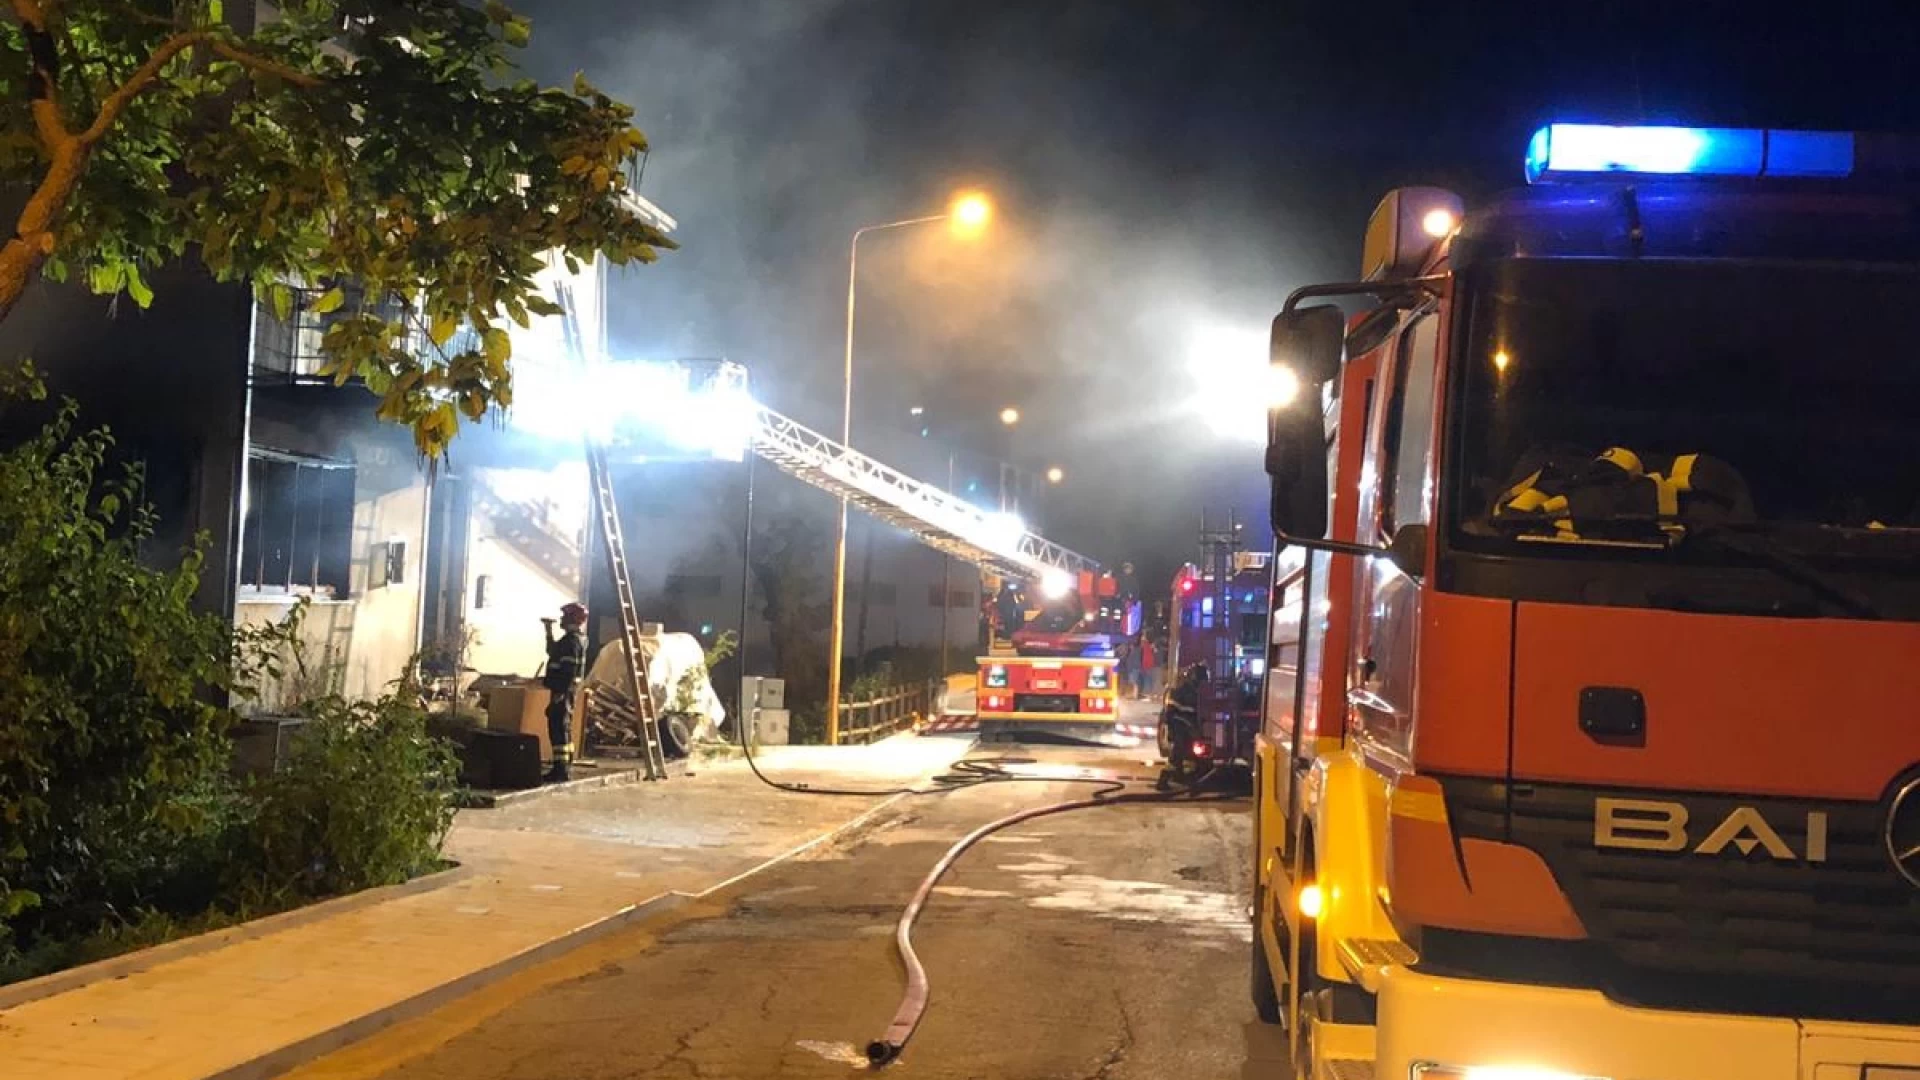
1046 465 1065 484
829 187 997 744
950 191 993 237
999 406 1021 426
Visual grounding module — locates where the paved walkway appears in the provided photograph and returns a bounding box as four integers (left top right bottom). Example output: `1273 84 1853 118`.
0 735 971 1080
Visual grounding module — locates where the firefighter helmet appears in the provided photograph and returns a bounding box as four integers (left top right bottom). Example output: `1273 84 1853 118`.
559 602 588 625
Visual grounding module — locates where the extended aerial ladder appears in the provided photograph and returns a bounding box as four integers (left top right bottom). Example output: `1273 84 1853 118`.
748 405 1098 584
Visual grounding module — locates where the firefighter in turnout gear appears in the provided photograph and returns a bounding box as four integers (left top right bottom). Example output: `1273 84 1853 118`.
1156 661 1210 774
541 602 588 783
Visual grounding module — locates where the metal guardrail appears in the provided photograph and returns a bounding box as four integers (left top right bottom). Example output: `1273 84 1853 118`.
839 679 942 744
751 405 1098 584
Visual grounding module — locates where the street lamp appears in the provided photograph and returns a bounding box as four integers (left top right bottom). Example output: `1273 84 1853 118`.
1046 465 1064 484
999 406 1020 426
951 191 992 236
828 189 994 744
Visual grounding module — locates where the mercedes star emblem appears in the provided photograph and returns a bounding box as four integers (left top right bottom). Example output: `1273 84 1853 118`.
1885 776 1920 889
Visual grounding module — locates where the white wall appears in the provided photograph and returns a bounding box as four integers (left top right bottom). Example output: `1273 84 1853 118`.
235 595 353 712
341 475 428 699
463 463 589 678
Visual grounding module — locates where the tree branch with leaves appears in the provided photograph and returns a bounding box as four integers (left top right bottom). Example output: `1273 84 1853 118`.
0 0 674 455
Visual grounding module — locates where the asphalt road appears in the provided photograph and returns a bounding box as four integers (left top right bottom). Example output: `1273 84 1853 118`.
292 742 1290 1080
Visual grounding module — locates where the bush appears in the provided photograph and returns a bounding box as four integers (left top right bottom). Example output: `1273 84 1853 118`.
231 685 460 906
787 704 826 745
0 392 240 956
0 382 463 982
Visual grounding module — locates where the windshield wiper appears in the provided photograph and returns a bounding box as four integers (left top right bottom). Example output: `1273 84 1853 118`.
1684 526 1882 620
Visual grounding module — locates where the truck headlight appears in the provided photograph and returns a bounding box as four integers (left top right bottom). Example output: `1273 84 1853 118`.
1414 1065 1606 1080
1086 666 1110 689
985 665 1009 689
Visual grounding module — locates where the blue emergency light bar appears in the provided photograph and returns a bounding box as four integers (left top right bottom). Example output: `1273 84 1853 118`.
1525 124 1855 184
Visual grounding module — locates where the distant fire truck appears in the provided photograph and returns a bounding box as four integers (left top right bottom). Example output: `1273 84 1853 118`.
1161 521 1270 775
976 569 1137 743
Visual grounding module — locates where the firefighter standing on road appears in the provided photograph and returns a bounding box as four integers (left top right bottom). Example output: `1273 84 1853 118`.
540 602 588 783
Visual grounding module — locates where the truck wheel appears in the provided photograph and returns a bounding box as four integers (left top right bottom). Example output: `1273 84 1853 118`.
1294 997 1319 1080
659 713 692 758
1251 909 1283 1023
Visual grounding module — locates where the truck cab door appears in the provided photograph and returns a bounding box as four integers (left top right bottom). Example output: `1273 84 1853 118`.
1349 311 1441 767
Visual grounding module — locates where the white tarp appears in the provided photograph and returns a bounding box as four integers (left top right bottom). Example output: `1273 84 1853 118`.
585 631 727 742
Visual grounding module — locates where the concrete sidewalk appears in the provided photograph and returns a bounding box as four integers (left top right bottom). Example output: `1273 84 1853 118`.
0 734 971 1080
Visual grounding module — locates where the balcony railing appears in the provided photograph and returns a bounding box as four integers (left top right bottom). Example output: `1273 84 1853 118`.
251 283 422 381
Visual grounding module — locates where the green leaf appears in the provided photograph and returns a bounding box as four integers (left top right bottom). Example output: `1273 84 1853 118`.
126 266 154 309
504 18 531 48
311 287 346 314
429 314 457 347
209 0 224 23
270 284 293 322
87 263 123 295
482 327 511 365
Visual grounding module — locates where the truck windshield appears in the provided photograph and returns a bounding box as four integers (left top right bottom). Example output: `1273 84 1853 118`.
1022 600 1087 634
1451 257 1920 553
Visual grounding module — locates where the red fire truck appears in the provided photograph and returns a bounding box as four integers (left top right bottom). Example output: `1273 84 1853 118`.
1161 524 1271 775
1255 123 1920 1080
976 569 1137 743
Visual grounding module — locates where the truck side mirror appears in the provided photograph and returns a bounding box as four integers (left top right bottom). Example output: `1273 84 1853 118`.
1270 305 1344 386
1267 408 1328 543
1266 305 1343 545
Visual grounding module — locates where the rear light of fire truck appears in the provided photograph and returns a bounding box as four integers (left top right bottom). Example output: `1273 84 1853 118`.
983 694 1008 711
985 664 1009 689
1084 696 1110 712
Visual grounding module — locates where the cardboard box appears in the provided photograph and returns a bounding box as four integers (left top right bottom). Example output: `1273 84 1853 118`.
484 681 587 763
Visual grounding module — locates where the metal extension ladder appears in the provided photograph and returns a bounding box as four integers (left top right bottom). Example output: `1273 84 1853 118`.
586 441 669 780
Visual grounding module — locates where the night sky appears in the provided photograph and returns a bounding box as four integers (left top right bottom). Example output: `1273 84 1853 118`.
510 0 1920 580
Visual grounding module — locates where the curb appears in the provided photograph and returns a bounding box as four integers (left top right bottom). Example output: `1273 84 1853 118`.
459 766 643 808
0 863 473 1013
201 771 938 1080
205 891 692 1080
457 757 706 808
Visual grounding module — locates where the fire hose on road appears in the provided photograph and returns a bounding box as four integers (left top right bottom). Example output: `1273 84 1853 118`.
865 782 1245 1068
732 697 1245 1068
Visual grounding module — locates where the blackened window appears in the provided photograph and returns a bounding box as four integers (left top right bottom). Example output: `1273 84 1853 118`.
240 452 355 598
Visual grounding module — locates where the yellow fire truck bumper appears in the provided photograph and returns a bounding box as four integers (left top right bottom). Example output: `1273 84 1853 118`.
1367 967 1920 1080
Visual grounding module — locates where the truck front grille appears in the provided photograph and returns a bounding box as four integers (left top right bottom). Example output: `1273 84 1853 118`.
1441 778 1920 1023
